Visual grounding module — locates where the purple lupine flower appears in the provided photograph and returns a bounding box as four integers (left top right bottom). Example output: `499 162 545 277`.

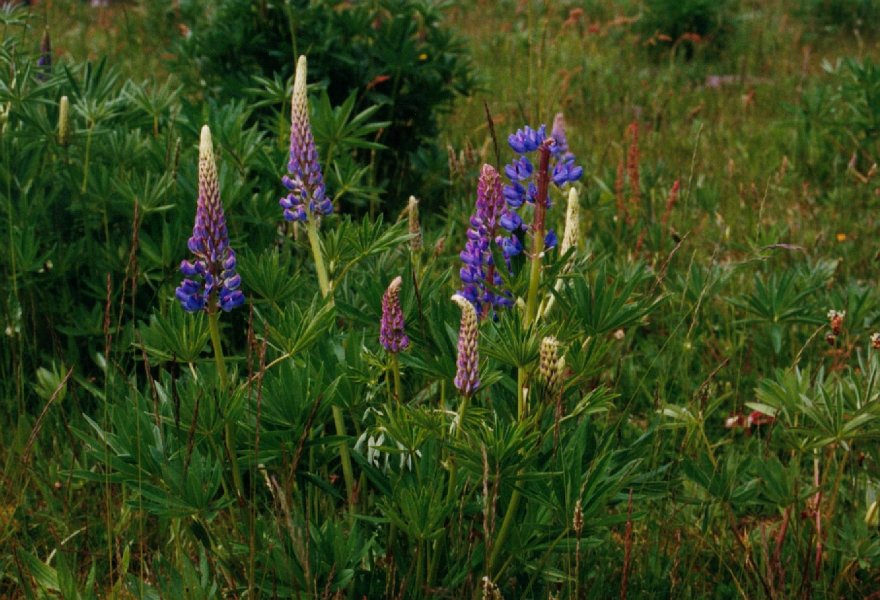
497 118 583 261
380 276 409 352
279 55 332 223
176 125 245 313
451 294 479 396
36 28 51 81
459 164 513 317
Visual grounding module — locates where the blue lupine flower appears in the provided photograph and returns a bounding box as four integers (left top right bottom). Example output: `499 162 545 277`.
176 126 245 313
279 55 332 223
497 118 583 259
508 125 544 154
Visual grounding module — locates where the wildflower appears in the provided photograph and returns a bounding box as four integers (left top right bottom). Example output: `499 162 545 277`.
451 294 479 396
408 196 422 253
176 125 244 313
379 276 409 353
661 180 680 230
37 27 51 80
748 410 775 427
539 336 561 386
538 336 559 383
481 577 502 600
460 164 512 316
871 332 880 349
279 55 331 223
572 499 584 535
724 410 775 429
497 121 583 262
57 96 69 146
626 121 641 221
827 309 845 336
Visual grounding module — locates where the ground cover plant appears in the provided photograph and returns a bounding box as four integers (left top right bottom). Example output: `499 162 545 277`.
2 0 880 598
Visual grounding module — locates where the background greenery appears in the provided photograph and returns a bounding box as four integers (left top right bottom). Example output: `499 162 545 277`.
2 0 880 597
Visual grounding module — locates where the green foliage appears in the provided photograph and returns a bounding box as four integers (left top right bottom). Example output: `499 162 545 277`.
5 0 880 598
639 0 739 59
800 0 880 33
175 0 477 212
793 57 880 182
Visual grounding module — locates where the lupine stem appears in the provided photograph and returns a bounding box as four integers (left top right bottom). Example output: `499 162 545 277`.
391 353 402 403
306 216 331 297
208 311 244 505
333 405 356 511
489 488 522 577
81 121 94 194
208 312 228 386
446 392 470 503
306 214 355 514
524 142 552 326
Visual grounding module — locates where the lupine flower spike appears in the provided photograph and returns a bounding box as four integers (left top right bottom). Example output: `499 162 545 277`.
380 276 409 353
499 119 583 323
57 96 69 146
408 196 422 253
37 27 51 80
176 125 245 313
498 119 583 259
279 55 332 223
460 164 512 317
539 336 563 393
451 294 479 396
538 187 580 319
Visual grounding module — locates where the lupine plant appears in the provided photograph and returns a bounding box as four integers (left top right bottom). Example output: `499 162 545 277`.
5 2 880 599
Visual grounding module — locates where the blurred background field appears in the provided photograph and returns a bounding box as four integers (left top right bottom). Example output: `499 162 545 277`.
3 0 880 597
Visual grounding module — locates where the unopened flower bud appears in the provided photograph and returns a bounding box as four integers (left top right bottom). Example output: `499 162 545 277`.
451 294 479 396
380 276 409 353
57 96 69 146
408 196 422 253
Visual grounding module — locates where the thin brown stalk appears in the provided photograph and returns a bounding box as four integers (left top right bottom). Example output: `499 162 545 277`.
615 156 627 226
620 489 634 600
21 367 73 465
626 121 641 225
136 333 161 430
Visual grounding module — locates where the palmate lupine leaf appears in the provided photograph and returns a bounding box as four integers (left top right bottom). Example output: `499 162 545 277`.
323 216 410 281
556 261 659 337
261 295 335 357
235 248 301 306
728 270 824 325
138 308 211 363
310 89 389 154
482 308 543 369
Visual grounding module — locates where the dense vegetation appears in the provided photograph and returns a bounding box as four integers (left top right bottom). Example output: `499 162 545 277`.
3 0 880 597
